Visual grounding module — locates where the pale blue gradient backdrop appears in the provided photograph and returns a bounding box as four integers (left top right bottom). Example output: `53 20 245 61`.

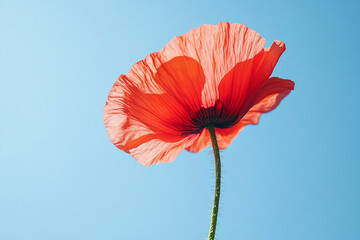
1 0 359 239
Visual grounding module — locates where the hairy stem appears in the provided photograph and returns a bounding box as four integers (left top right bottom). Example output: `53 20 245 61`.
207 125 221 240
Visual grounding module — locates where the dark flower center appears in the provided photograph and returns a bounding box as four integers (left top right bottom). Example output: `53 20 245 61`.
181 99 239 135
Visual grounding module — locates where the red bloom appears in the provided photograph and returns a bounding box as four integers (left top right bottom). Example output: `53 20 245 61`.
104 22 294 166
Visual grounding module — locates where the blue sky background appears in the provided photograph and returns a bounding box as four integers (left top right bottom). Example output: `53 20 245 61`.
1 0 359 239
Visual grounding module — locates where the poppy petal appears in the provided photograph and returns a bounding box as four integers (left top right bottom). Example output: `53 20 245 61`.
160 22 266 108
104 55 206 165
129 136 198 166
215 77 294 149
253 40 286 83
217 40 286 123
103 78 156 153
186 128 211 153
187 77 294 152
122 56 206 137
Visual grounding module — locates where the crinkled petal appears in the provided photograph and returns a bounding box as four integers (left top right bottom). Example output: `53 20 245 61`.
215 77 294 148
104 55 206 165
187 77 294 152
122 56 206 137
186 128 211 153
130 135 198 167
217 40 287 123
254 40 286 82
104 78 152 154
160 22 266 108
249 77 294 112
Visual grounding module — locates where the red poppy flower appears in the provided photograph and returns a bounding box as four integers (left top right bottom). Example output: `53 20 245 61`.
104 22 294 166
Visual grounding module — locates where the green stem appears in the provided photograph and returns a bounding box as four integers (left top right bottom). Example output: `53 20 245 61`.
207 125 221 240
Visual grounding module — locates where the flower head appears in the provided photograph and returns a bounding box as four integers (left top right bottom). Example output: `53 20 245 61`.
104 22 294 166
